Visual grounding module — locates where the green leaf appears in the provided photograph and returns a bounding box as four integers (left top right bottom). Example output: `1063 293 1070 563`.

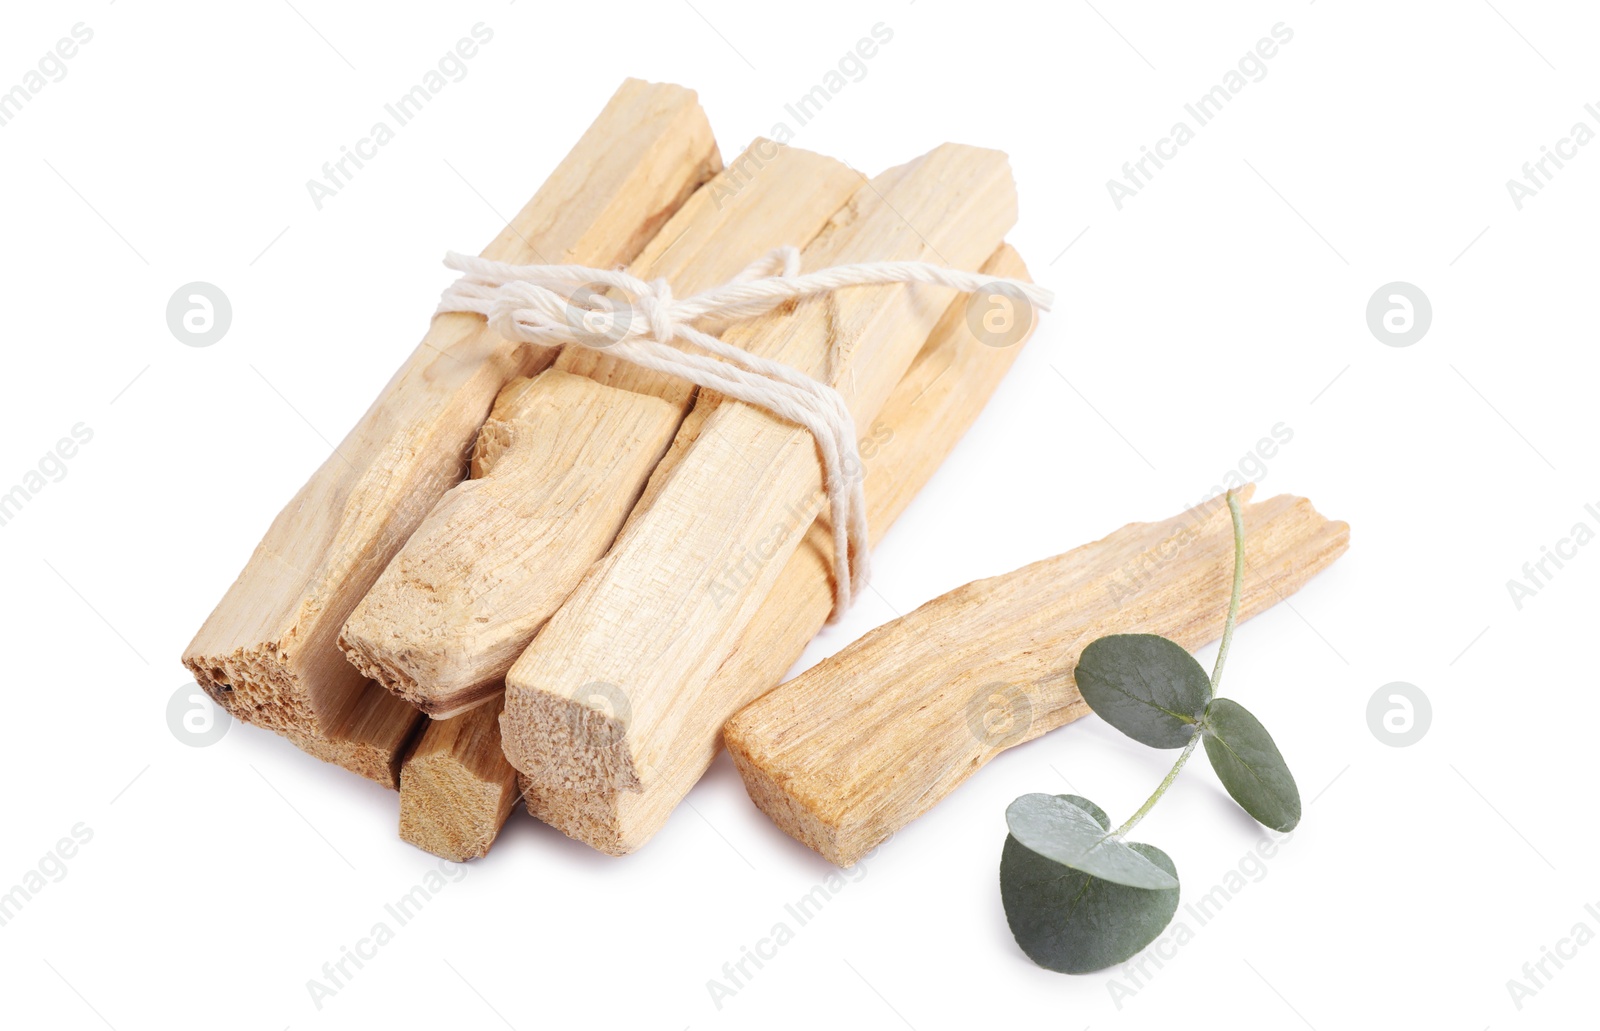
1075 634 1211 748
1054 793 1109 827
1202 698 1301 831
1004 793 1177 890
1001 795 1180 974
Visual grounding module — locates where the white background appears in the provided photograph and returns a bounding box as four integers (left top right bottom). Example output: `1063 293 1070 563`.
1 1 1593 1027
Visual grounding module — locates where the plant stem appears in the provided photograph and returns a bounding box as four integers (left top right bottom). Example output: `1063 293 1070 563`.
1114 733 1201 838
1112 490 1247 840
1209 489 1247 693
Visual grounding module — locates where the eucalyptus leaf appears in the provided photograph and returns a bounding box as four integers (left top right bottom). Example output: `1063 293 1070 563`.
1075 634 1211 748
1001 795 1180 974
992 492 1319 977
1055 793 1109 827
1004 793 1177 890
1202 698 1301 831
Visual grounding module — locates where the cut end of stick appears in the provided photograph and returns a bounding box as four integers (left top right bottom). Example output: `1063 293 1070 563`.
287 680 424 788
401 757 517 861
722 737 862 866
337 613 502 719
501 688 640 793
182 646 315 736
337 630 424 705
518 774 634 858
399 695 520 860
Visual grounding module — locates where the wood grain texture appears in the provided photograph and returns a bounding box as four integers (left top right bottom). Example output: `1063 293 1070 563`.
723 490 1351 866
338 141 862 717
501 144 1019 802
402 244 1037 858
284 680 422 789
399 694 519 860
524 243 1040 854
182 80 719 754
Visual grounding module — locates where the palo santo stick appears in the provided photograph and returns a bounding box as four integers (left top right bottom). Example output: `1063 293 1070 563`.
339 141 863 717
413 243 1036 859
399 694 518 860
286 680 421 789
723 490 1350 866
502 144 1019 798
182 80 718 746
526 243 1039 854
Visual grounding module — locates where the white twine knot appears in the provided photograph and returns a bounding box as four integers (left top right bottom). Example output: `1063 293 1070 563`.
437 246 1053 620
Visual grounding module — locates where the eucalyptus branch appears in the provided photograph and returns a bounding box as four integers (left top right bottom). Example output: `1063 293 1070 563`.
1208 489 1247 693
1003 488 1304 975
1112 490 1244 838
1113 732 1201 838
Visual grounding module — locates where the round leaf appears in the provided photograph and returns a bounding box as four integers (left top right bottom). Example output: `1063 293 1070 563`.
1004 793 1178 889
1053 793 1108 827
1202 698 1301 831
1075 634 1211 748
1001 797 1181 974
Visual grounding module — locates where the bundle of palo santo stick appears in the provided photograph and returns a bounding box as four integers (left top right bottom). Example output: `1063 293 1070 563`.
184 79 1348 864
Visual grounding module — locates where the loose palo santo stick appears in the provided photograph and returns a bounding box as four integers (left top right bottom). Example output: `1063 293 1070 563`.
502 144 1019 801
399 695 517 860
404 243 1038 859
723 491 1350 866
339 140 862 717
182 80 718 747
526 243 1040 854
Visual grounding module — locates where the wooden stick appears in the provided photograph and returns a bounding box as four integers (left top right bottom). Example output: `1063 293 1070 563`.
524 243 1040 854
338 141 863 717
501 144 1019 801
399 244 1035 858
285 680 421 789
399 694 519 860
723 490 1350 866
182 80 719 752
